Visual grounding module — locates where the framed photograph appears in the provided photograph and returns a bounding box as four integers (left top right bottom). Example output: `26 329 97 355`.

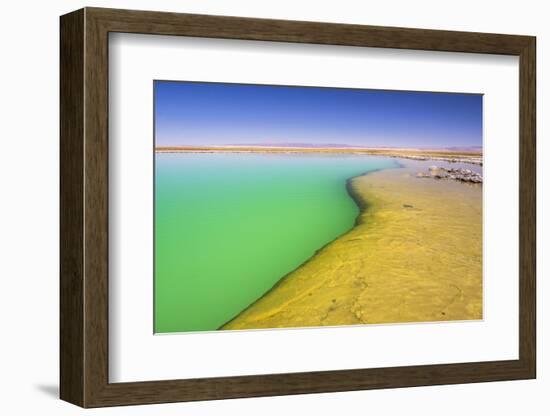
60 7 536 407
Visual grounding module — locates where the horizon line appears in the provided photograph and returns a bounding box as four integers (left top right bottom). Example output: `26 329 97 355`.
154 144 483 150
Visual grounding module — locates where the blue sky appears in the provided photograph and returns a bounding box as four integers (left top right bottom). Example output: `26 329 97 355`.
154 81 482 149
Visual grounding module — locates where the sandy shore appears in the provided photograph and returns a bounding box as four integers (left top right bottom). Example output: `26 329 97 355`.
222 159 482 330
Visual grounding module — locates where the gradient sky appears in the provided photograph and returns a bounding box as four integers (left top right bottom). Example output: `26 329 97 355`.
154 81 482 148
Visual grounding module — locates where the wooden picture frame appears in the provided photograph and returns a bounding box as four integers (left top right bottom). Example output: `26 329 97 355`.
60 7 536 408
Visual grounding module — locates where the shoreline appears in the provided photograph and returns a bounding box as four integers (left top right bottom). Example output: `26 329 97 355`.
221 158 482 330
156 146 482 166
217 166 391 331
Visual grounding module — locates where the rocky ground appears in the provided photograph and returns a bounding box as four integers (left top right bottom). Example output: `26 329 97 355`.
416 166 483 183
390 154 483 166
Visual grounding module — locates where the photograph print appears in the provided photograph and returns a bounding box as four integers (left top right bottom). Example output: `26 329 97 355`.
154 80 483 334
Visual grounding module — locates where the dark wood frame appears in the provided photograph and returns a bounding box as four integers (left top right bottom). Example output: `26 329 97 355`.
60 7 536 408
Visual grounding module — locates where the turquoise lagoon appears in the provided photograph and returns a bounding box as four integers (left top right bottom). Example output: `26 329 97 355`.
154 153 397 333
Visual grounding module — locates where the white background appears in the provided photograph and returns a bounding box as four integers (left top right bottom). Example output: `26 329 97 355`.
110 34 519 382
0 0 546 414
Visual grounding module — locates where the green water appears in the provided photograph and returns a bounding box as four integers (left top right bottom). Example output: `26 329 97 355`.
154 153 396 333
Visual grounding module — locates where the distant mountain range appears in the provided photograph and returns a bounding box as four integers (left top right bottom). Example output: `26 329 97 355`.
225 143 482 151
228 142 366 148
443 146 483 152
